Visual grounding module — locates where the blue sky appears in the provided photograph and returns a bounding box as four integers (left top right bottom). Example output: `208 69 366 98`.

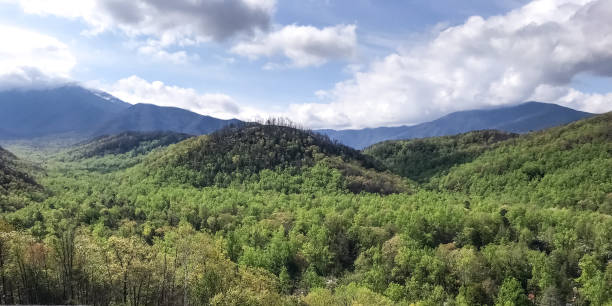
0 0 610 128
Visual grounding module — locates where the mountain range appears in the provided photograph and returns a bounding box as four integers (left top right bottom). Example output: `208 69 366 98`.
318 102 594 149
0 85 594 148
0 85 241 140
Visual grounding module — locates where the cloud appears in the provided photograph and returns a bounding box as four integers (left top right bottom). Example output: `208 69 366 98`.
98 76 244 119
136 40 199 64
6 0 275 42
289 0 612 129
530 84 612 113
94 76 291 122
231 24 357 68
0 25 76 89
6 0 357 67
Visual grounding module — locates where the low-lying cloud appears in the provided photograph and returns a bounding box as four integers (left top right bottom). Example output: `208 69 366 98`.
100 76 244 120
0 25 75 90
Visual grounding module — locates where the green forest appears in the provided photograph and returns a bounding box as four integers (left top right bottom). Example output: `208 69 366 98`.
0 114 610 305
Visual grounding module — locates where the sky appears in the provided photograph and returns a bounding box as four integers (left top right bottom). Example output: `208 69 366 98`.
0 0 611 129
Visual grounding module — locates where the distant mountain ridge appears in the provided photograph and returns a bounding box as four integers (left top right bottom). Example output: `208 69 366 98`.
318 102 594 149
97 103 242 136
0 85 243 140
0 85 130 138
0 86 595 148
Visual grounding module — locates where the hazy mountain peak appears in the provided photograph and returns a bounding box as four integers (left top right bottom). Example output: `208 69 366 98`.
319 101 594 149
0 87 243 140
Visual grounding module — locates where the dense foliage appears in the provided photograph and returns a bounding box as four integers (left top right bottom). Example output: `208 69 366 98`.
0 146 42 211
135 123 406 194
365 130 518 182
434 113 612 213
67 131 193 159
0 116 610 305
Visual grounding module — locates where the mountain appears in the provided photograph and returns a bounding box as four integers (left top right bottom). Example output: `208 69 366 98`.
365 130 518 183
0 85 245 140
369 111 611 211
319 102 594 149
95 103 243 136
134 123 408 194
0 85 130 139
434 112 611 206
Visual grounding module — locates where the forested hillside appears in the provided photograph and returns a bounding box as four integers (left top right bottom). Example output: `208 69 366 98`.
0 146 42 211
0 117 609 305
435 112 612 212
365 130 518 182
67 131 193 159
133 122 408 194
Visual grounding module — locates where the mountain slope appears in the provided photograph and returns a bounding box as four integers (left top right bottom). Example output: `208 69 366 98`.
67 131 193 160
434 112 612 211
0 146 42 212
0 85 130 139
133 124 408 194
95 103 243 136
0 146 38 194
0 86 244 140
365 130 518 183
320 102 594 149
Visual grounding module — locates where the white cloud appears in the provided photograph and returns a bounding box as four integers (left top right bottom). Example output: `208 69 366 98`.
98 76 245 120
136 40 199 64
288 0 612 129
0 24 76 89
530 84 612 113
6 0 275 42
231 24 357 68
5 0 358 68
93 76 292 122
4 0 276 63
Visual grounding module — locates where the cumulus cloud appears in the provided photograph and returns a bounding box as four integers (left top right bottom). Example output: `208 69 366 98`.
291 0 612 129
0 25 76 89
231 24 357 68
6 0 275 42
5 0 358 67
136 40 199 64
99 76 244 119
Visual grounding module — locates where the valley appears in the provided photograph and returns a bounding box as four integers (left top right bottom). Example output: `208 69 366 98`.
2 1 611 304
0 113 609 305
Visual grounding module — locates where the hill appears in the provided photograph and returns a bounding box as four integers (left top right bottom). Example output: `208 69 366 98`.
0 114 610 305
66 131 193 160
95 103 243 136
365 130 518 182
0 146 41 211
433 112 612 212
136 123 408 194
0 85 130 139
320 102 593 149
0 146 38 193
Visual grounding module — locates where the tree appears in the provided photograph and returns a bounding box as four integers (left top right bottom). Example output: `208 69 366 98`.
495 277 528 306
576 255 610 305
